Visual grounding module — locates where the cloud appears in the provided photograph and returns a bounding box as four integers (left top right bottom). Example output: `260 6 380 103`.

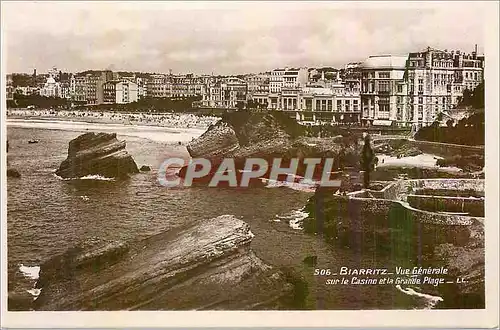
1 1 487 74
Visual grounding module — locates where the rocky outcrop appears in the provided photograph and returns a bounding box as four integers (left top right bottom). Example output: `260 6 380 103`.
55 132 139 179
181 112 360 184
140 165 151 172
7 168 21 178
33 215 294 310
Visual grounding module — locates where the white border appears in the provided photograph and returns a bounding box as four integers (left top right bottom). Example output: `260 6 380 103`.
1 1 498 328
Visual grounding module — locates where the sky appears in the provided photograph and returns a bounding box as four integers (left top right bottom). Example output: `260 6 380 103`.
1 1 488 75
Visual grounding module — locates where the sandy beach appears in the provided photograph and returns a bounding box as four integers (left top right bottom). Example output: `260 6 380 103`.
7 109 220 130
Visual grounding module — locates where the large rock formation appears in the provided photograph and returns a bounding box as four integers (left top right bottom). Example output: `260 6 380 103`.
181 112 360 184
33 215 295 310
7 168 21 178
55 132 139 179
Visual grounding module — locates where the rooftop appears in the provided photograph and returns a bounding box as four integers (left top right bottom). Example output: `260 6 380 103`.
360 55 409 69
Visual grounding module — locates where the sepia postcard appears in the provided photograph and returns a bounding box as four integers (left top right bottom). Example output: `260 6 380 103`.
1 1 498 328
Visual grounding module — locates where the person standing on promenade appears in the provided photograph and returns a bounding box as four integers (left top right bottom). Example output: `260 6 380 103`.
361 132 375 189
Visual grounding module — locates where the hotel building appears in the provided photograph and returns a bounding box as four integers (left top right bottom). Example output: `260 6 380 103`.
359 55 410 127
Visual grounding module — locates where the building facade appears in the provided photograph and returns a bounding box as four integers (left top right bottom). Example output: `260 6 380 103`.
360 55 411 127
39 76 61 97
406 47 484 127
116 81 138 104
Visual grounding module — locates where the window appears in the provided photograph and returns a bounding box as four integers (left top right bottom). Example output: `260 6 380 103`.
379 81 390 92
418 97 423 104
337 100 342 111
397 85 403 93
379 72 390 78
474 72 478 80
327 100 333 111
418 79 423 84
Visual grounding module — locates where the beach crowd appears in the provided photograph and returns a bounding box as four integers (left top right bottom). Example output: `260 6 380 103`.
7 109 220 130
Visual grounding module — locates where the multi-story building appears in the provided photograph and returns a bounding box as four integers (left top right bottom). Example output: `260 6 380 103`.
269 68 285 94
60 82 71 99
96 71 115 104
198 77 247 109
102 80 118 104
84 73 100 105
245 74 269 94
136 77 148 99
278 84 361 124
220 77 247 108
267 67 309 110
39 75 61 97
282 67 309 89
70 74 87 103
246 73 270 108
169 74 206 98
146 74 168 98
201 79 223 108
14 86 38 96
360 55 410 127
406 46 484 127
116 81 138 104
101 80 138 104
359 47 484 128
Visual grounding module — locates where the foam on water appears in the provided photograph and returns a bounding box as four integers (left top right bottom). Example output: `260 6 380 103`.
262 178 317 193
19 264 40 280
273 208 310 230
53 173 115 181
288 209 309 230
395 284 444 309
376 153 462 172
27 288 42 301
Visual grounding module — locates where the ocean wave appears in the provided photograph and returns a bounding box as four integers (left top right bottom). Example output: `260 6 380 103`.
261 178 317 193
395 284 443 309
19 264 40 280
53 173 115 181
273 208 310 230
27 288 42 301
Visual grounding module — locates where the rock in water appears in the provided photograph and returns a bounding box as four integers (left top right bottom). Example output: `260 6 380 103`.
140 165 151 172
182 112 361 184
7 168 21 178
55 132 139 179
34 215 294 310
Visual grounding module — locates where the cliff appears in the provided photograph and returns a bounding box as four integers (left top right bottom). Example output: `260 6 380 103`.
182 112 360 183
55 132 139 179
33 215 295 310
